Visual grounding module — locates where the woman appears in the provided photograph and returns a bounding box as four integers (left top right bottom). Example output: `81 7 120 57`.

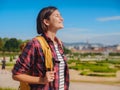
12 6 69 90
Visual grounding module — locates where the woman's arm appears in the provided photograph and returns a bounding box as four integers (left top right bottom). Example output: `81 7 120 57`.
12 71 55 84
12 74 44 84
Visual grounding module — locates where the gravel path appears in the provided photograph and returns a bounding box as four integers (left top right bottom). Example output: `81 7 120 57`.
0 70 120 90
70 82 120 90
0 70 19 89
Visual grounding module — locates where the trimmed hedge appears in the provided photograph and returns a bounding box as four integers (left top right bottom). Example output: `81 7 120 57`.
0 87 16 90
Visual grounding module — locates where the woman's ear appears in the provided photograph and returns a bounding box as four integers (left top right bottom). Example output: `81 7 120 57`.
43 19 49 26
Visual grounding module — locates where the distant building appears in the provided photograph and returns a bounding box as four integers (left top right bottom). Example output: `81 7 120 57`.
64 42 120 54
116 44 120 50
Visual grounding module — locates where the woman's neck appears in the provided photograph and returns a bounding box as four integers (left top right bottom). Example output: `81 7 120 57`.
46 31 57 44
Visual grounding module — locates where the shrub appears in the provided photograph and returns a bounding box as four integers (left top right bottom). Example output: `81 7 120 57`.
88 73 116 77
0 87 16 90
10 55 13 62
80 70 91 76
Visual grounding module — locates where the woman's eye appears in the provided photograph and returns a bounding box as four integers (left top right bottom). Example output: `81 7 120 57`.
55 14 59 17
54 14 62 18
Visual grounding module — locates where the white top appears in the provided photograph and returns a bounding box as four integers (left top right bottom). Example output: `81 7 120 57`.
54 44 65 90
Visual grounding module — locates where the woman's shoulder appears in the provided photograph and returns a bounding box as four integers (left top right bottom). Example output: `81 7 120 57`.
20 37 39 50
27 37 40 48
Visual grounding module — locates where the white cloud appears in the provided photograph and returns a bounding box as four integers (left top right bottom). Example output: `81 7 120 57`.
58 29 120 45
86 32 120 38
62 28 89 33
89 34 120 45
97 16 120 22
57 28 90 42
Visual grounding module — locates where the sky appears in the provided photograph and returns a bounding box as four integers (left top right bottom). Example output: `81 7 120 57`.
0 0 120 45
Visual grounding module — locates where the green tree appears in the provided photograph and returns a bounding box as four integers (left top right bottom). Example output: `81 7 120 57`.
0 38 4 50
4 38 20 51
64 47 71 54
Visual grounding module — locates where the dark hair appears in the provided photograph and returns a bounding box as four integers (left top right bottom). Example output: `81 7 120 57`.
37 6 57 34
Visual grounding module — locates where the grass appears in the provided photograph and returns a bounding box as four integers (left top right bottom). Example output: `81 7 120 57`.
68 59 119 77
87 73 116 77
69 63 117 73
0 87 17 90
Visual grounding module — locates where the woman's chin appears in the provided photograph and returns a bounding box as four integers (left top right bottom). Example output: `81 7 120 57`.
60 25 64 29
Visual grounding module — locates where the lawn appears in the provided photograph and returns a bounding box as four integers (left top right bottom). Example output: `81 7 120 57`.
68 59 120 77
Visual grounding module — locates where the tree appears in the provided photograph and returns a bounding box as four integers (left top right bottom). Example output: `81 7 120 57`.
63 47 72 54
0 38 4 50
4 38 20 51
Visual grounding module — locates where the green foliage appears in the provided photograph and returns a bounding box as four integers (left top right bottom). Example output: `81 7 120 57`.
70 62 117 73
109 53 120 56
80 70 91 76
73 53 80 56
80 53 103 57
68 59 119 77
63 47 71 54
96 60 120 64
0 87 16 90
0 38 4 50
6 62 15 66
10 55 13 62
4 38 20 52
90 66 117 73
0 37 26 52
0 61 15 66
67 59 80 64
0 52 19 57
88 73 116 77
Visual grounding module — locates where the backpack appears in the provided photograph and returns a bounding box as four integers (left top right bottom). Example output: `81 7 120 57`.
19 36 53 90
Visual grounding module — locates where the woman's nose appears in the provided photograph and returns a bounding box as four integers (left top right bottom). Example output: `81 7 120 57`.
60 17 64 21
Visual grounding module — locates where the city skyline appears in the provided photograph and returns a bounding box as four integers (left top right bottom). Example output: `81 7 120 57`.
0 0 120 45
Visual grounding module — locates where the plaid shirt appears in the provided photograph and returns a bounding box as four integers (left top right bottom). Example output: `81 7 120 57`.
12 33 69 90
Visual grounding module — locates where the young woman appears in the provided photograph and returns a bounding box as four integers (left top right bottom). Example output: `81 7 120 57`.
12 6 69 90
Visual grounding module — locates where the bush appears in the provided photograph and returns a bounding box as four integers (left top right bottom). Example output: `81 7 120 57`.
90 67 117 73
6 62 15 66
80 70 91 76
10 55 13 62
69 61 117 73
88 73 116 77
0 87 16 90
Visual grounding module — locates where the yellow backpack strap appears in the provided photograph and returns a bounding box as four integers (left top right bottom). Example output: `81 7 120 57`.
19 82 30 90
35 36 53 71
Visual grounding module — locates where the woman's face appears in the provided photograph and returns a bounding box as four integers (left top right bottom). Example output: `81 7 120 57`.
46 10 64 31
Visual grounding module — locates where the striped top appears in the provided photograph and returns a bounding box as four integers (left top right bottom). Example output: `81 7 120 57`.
54 44 65 90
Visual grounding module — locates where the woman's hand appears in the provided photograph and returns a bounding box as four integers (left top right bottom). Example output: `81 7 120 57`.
41 71 55 84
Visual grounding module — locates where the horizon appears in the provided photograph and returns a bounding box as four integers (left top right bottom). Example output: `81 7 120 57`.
0 0 120 45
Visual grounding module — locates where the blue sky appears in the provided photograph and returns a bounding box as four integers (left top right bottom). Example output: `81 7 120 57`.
0 0 120 45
